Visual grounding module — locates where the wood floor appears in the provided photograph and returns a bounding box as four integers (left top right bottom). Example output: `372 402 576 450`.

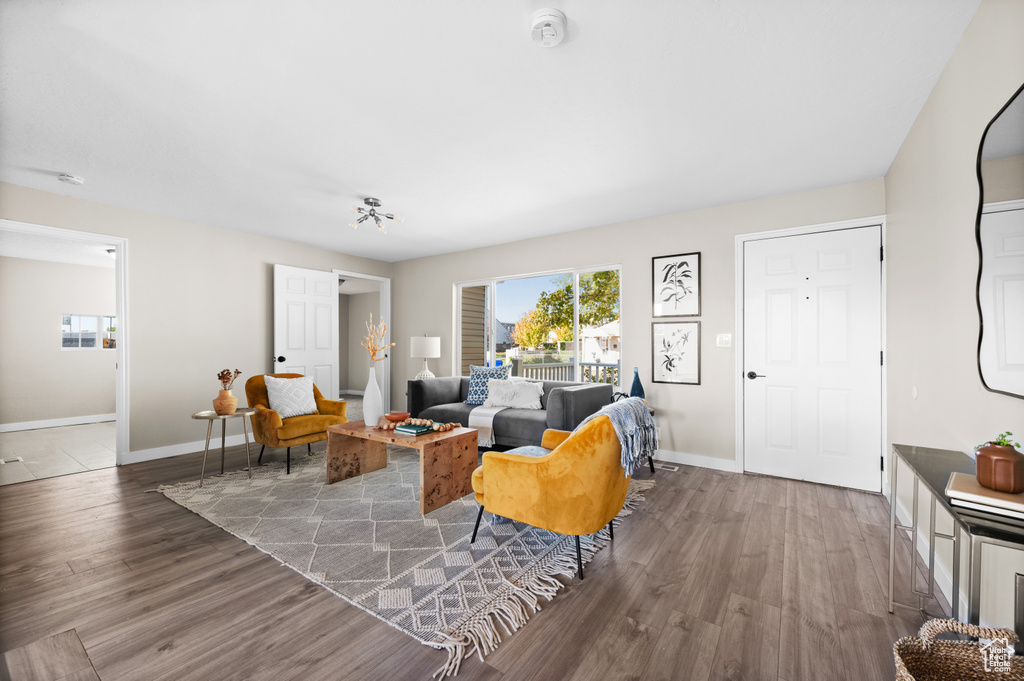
0 444 943 680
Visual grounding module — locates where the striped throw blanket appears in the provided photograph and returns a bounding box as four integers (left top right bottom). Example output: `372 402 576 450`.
576 397 659 477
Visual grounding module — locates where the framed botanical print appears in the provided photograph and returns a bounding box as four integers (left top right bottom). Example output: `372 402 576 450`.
652 252 700 317
652 321 700 385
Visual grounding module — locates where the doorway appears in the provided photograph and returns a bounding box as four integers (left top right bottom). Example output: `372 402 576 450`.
335 269 391 412
737 220 884 492
0 219 129 482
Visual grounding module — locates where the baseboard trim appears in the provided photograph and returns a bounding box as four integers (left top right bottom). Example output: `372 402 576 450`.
655 448 739 473
122 433 253 465
0 413 116 433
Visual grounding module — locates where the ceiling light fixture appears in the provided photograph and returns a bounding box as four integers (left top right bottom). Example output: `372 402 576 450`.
350 197 402 234
58 173 84 185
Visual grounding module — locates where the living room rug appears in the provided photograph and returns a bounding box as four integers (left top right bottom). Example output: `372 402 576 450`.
159 446 652 676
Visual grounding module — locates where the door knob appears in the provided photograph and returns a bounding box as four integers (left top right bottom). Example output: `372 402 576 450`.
746 371 765 380
274 356 286 363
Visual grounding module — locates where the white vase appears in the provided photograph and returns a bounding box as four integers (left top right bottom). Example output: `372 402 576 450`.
363 365 383 426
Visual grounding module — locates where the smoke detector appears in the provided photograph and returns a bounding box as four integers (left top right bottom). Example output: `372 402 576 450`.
531 9 566 47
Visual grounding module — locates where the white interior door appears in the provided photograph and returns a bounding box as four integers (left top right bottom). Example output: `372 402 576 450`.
273 264 339 400
743 226 882 492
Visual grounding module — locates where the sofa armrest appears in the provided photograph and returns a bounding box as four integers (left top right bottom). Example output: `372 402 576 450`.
546 383 613 431
315 396 348 420
408 377 463 417
541 429 572 450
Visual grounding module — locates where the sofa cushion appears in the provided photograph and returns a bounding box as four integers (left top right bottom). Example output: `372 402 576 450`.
492 408 549 448
265 375 318 419
420 402 475 425
465 365 510 405
277 414 346 441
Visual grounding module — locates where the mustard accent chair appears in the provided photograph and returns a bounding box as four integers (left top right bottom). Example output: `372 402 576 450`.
470 414 630 579
244 373 348 474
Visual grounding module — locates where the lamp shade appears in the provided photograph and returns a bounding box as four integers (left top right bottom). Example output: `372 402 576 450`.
410 336 441 359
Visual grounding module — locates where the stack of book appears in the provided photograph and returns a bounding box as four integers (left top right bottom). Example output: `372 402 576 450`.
395 423 433 436
945 472 1024 531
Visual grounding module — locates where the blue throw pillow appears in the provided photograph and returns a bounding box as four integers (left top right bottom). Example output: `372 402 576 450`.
465 365 510 405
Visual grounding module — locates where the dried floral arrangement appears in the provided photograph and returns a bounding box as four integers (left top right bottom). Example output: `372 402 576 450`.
217 369 242 390
362 314 396 364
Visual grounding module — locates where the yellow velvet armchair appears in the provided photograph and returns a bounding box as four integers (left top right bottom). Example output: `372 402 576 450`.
244 373 348 474
470 414 630 579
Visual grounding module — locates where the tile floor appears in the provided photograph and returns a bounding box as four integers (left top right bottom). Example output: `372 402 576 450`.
0 421 116 486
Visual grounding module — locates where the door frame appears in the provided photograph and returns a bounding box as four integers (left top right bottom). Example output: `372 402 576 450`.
0 218 130 464
733 215 888 484
333 268 392 412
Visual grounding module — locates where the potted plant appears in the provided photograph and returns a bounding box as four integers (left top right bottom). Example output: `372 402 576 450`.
975 431 1024 494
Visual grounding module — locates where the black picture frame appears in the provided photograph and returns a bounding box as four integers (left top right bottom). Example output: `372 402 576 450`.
652 321 700 385
653 252 701 317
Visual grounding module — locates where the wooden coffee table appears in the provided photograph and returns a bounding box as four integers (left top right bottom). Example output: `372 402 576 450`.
325 421 479 514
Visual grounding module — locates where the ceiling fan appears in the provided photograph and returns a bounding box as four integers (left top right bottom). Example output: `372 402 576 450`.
349 197 401 234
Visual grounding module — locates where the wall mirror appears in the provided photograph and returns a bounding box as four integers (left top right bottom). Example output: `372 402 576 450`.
976 82 1024 399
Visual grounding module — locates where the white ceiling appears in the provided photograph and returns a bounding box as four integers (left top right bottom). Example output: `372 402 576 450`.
0 1 981 263
0 229 116 269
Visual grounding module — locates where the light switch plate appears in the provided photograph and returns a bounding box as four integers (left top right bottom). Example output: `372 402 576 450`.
716 333 732 348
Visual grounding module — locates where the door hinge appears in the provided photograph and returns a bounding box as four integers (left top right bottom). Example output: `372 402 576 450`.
880 351 884 366
881 455 884 471
880 245 884 261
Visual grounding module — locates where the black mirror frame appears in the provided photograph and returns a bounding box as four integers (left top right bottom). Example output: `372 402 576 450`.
974 81 1024 401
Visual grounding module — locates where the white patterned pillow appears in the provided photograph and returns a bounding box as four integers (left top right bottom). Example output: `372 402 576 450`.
264 375 318 418
464 365 510 405
484 378 543 409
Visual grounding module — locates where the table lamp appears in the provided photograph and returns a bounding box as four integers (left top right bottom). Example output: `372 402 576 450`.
410 335 441 380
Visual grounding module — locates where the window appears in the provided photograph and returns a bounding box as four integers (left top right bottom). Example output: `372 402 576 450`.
456 266 621 386
62 314 116 350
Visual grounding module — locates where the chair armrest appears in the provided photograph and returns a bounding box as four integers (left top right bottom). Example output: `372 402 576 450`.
546 383 613 431
408 377 462 416
249 406 284 446
541 429 572 450
315 396 348 420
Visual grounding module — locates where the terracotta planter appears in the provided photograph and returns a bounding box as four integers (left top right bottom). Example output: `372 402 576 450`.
213 389 238 415
976 444 1024 494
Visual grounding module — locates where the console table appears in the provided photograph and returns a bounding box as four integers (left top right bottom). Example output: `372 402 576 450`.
889 444 1024 635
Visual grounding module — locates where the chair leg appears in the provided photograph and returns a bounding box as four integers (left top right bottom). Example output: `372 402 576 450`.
649 454 655 474
576 536 584 580
258 444 265 464
286 447 291 474
608 519 614 541
307 443 312 455
471 505 484 543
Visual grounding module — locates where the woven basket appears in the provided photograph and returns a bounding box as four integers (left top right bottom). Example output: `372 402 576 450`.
894 619 1024 680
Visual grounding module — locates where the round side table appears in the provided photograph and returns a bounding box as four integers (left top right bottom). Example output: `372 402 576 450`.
191 407 256 487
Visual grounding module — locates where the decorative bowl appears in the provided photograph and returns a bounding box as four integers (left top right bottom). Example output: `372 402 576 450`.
385 412 410 422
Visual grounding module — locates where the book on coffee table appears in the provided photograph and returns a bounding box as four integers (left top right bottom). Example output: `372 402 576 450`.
945 471 1024 519
395 424 433 436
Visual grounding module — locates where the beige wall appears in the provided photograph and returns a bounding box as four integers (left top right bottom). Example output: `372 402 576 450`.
338 293 349 394
981 154 1024 203
885 0 1024 457
0 256 116 423
347 292 380 392
391 180 885 462
884 0 1024 628
0 182 392 454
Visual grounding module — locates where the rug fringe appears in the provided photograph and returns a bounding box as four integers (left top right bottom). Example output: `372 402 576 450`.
431 480 652 677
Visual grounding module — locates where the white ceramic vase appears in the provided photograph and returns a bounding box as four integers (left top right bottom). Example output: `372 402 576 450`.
363 365 383 426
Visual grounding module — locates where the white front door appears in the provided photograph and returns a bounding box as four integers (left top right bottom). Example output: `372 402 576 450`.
273 264 339 400
743 226 882 492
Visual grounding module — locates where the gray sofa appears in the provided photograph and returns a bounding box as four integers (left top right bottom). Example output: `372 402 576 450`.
407 377 612 448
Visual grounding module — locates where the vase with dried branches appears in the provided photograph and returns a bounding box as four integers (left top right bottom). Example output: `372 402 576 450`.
361 315 396 426
213 369 242 415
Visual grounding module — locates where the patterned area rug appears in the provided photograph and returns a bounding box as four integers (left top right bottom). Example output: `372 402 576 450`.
159 446 652 676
